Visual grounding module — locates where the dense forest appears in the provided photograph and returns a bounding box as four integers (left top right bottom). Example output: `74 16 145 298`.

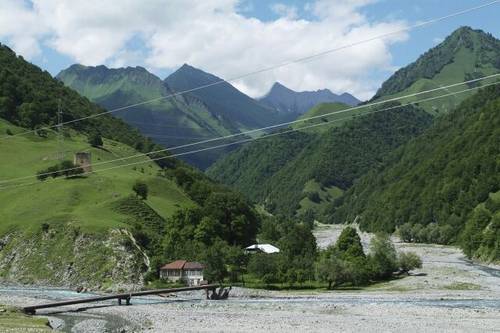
208 104 432 216
330 86 500 262
0 43 159 154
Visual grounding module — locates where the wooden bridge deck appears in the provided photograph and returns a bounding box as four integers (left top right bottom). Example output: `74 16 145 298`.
23 284 219 314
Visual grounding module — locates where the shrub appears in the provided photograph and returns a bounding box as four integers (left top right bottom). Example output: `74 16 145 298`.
307 191 321 203
88 133 103 147
36 160 83 181
398 223 413 242
133 181 148 200
398 251 422 274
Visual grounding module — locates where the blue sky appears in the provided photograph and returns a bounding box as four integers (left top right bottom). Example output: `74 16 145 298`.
241 0 499 67
1 0 498 99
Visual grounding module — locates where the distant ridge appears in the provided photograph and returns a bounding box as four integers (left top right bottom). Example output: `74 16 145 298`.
58 63 283 169
164 64 281 129
259 82 360 115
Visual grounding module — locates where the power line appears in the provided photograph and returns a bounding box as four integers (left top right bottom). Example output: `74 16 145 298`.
41 74 500 168
0 76 496 185
1 81 497 190
1 0 498 142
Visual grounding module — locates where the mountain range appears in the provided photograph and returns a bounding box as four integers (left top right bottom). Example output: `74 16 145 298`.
258 82 359 116
207 27 500 222
57 64 356 169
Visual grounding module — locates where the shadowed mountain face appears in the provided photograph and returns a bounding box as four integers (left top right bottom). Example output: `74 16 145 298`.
259 82 359 116
164 64 282 129
58 64 283 169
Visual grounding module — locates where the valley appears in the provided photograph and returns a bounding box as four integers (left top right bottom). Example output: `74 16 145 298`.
1 225 499 332
0 1 499 330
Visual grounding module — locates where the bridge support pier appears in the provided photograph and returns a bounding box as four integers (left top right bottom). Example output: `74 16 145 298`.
118 296 131 306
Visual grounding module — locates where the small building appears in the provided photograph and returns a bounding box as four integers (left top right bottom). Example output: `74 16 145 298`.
74 152 92 173
160 260 204 286
245 244 280 254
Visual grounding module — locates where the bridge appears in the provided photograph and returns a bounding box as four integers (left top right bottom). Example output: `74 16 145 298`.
23 284 228 314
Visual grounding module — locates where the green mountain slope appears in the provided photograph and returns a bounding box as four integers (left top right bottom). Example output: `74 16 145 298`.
373 27 500 115
208 104 432 216
165 64 281 129
207 26 500 220
58 63 285 170
331 86 500 262
0 43 260 288
291 102 354 132
57 64 238 169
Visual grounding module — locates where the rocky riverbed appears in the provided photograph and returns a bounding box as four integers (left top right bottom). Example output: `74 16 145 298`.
1 224 499 332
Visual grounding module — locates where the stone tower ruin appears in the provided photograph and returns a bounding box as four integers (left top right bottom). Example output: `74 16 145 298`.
74 152 92 173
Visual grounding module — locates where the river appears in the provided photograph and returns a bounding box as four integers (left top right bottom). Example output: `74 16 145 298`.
1 227 499 332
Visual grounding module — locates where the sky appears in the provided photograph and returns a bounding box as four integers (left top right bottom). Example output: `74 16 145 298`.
0 0 498 100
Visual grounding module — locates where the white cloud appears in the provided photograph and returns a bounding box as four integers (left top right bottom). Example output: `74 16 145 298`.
0 0 408 100
0 0 47 58
270 3 298 19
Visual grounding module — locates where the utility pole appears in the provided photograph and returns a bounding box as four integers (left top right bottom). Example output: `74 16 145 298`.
57 98 64 160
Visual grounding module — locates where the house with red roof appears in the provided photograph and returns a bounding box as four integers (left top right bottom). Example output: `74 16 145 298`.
159 260 204 286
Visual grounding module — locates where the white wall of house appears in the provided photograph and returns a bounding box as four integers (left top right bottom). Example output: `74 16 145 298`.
160 269 203 285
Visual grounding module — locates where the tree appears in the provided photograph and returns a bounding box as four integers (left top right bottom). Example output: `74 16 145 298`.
36 169 50 181
133 181 148 200
316 255 350 289
247 253 279 281
307 191 321 203
88 132 103 147
397 223 413 242
398 251 422 274
369 233 398 279
60 160 81 178
203 192 259 246
202 241 228 284
194 216 220 245
36 160 83 181
334 226 365 260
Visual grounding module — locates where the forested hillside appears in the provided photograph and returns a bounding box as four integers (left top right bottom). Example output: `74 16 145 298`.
373 27 500 114
0 43 261 288
207 26 500 220
331 86 500 262
208 104 432 216
0 46 152 152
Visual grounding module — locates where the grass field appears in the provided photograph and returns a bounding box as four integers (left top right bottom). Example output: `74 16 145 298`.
375 47 499 115
292 102 353 132
298 180 343 215
0 305 52 332
0 118 194 235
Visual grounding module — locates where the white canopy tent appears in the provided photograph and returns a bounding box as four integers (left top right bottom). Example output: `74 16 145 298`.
245 244 280 254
